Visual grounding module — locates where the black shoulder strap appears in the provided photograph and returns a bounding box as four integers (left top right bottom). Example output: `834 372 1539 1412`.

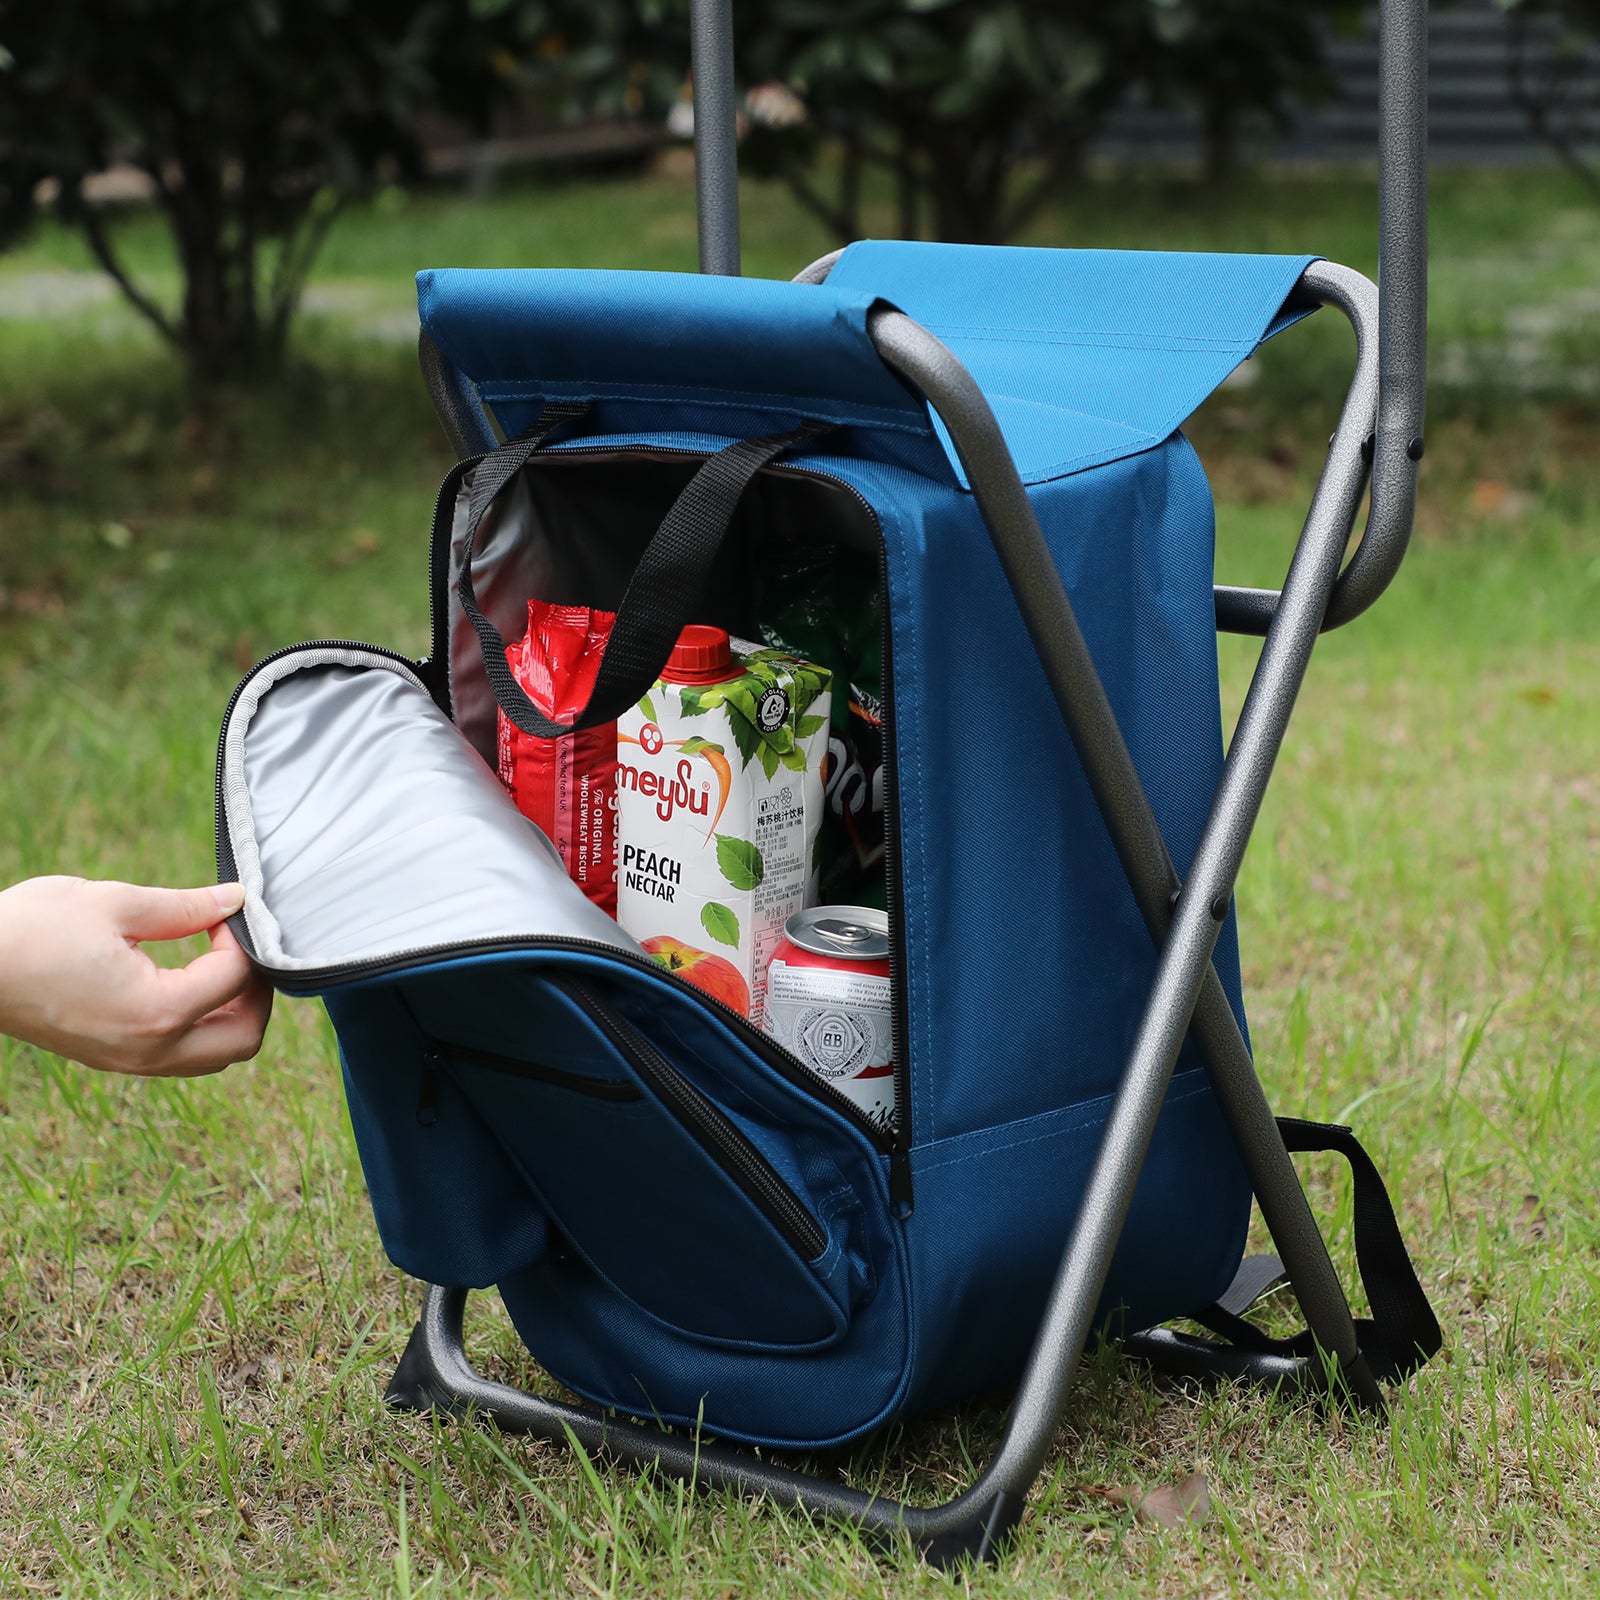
1195 1118 1442 1385
457 409 830 741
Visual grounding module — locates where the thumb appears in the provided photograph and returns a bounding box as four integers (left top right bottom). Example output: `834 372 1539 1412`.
110 881 247 942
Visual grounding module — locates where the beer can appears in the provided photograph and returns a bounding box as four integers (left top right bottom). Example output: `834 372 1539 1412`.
762 907 895 1133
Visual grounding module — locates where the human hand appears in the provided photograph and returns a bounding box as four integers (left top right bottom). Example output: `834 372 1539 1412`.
0 877 273 1076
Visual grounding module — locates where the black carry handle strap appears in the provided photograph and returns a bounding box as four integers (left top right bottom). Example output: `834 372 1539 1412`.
458 409 831 740
1195 1117 1442 1385
465 401 594 541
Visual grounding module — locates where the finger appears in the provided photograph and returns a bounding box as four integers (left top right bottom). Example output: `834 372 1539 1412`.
202 923 274 1027
128 972 274 1078
109 882 246 942
140 1004 271 1076
151 940 260 1027
205 919 256 961
189 961 272 1031
218 970 275 1034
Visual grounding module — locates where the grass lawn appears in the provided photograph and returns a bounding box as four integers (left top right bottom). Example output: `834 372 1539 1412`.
1 162 1597 1596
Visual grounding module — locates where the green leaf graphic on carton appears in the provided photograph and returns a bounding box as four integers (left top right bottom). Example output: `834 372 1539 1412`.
715 834 764 891
790 667 830 719
723 704 766 771
677 735 723 757
795 713 829 740
677 684 729 720
726 684 762 724
638 691 658 725
701 902 740 947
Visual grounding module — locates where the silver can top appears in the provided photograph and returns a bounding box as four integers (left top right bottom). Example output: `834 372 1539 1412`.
785 906 890 962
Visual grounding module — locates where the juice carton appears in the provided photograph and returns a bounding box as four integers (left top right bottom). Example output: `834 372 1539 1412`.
616 626 831 1024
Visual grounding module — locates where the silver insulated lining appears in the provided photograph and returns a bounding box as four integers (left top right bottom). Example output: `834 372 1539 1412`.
222 647 639 972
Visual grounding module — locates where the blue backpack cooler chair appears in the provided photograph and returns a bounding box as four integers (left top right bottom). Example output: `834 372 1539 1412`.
216 242 1439 1562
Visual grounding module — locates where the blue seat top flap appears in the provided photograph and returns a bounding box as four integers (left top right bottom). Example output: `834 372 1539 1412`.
418 245 1318 486
417 267 930 443
825 242 1318 486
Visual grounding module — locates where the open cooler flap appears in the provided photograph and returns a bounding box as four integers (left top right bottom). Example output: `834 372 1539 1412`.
822 242 1321 487
220 648 638 974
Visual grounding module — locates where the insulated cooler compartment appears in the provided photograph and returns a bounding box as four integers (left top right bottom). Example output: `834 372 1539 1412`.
216 646 895 1354
435 442 914 1183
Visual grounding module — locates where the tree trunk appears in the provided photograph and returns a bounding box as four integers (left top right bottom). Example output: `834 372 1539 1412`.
838 138 861 243
894 138 920 241
926 127 1012 245
1202 102 1239 187
154 141 281 388
177 226 274 388
72 120 332 387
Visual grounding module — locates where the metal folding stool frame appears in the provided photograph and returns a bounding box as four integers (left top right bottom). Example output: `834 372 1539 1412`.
389 0 1430 1564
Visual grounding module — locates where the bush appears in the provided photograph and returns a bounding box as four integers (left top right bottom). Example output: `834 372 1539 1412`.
635 0 1359 245
0 1 602 387
1505 0 1600 202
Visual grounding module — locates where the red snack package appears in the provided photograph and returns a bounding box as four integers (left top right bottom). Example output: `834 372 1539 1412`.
497 600 619 917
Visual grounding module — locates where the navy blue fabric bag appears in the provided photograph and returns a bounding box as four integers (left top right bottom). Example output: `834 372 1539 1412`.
216 244 1321 1449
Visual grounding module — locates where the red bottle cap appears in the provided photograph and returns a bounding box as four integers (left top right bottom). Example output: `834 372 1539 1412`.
661 625 740 685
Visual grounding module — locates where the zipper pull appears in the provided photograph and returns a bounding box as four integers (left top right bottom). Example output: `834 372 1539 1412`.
889 1147 914 1220
416 1048 442 1127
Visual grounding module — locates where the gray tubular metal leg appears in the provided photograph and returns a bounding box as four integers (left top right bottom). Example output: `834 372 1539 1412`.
689 0 741 277
1215 0 1428 635
387 1283 1024 1564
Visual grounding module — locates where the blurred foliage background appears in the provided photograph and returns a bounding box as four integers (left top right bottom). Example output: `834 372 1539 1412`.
0 0 1526 385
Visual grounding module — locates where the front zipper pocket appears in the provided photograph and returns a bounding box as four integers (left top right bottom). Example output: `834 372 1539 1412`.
416 968 866 1349
557 976 828 1263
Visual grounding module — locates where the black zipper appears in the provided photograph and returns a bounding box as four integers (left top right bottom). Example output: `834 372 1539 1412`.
557 976 829 1263
868 533 915 1216
424 439 916 1208
424 1037 642 1103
